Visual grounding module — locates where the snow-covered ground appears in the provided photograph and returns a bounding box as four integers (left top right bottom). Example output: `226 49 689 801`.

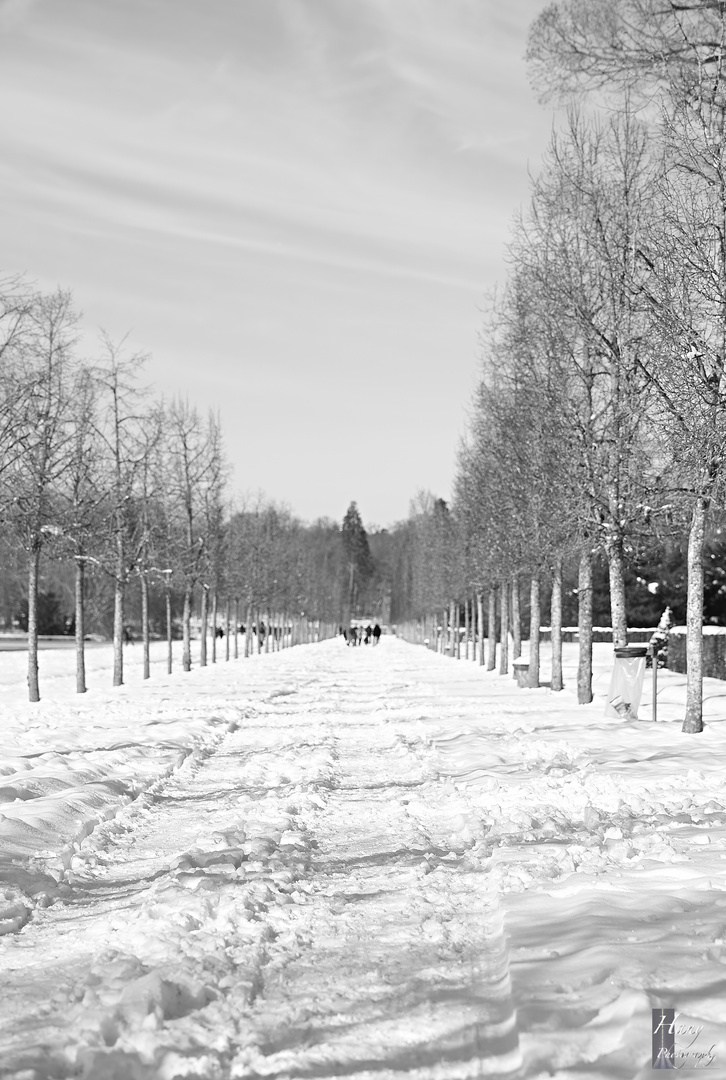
1 636 726 1078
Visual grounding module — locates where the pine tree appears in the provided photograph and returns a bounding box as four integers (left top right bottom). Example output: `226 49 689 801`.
341 502 373 620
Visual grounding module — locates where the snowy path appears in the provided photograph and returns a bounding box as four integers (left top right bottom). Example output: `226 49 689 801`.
2 637 726 1078
1 642 519 1079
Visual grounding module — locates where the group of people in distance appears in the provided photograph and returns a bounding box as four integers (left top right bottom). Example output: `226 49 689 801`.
341 623 381 646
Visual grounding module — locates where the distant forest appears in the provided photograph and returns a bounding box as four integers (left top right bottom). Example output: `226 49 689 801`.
3 484 723 642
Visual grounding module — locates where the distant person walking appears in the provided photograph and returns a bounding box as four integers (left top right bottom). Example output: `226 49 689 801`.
373 623 381 645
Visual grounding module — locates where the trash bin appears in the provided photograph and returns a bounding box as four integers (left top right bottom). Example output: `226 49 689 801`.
513 659 529 688
605 645 648 720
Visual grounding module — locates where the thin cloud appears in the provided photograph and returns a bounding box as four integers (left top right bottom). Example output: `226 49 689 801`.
0 0 553 524
0 0 37 29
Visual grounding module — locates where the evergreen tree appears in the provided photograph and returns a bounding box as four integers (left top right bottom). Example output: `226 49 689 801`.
341 502 373 620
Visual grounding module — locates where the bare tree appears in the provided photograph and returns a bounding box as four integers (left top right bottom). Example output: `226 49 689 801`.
515 110 658 649
164 401 224 672
634 137 726 731
56 364 107 693
0 276 35 494
199 476 225 667
528 0 726 106
5 289 80 701
92 335 150 687
134 406 165 680
528 0 726 730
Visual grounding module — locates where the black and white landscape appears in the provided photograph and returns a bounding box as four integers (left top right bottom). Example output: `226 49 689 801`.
2 1 726 1077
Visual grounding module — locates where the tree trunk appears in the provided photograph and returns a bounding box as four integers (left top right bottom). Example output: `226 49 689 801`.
234 597 239 659
265 610 271 653
200 585 209 667
487 586 497 670
256 608 261 654
528 575 540 688
347 562 355 625
464 599 470 660
499 582 509 675
182 585 192 672
225 598 231 660
245 603 252 656
27 544 41 703
113 575 124 687
577 550 593 705
166 584 173 674
211 590 218 664
75 556 86 694
605 532 628 648
476 592 485 665
141 573 150 680
454 602 461 659
683 495 708 733
551 557 563 692
511 576 521 660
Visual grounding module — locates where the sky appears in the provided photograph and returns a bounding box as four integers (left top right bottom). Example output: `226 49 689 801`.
0 0 554 529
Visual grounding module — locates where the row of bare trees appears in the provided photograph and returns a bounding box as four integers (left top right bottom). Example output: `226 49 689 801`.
0 292 380 700
0 282 346 700
221 502 350 657
395 2 726 734
0 277 230 700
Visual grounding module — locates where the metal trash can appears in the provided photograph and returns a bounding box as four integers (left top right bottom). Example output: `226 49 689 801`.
605 645 648 720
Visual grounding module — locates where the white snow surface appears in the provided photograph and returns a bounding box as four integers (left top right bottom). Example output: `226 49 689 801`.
1 637 726 1078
